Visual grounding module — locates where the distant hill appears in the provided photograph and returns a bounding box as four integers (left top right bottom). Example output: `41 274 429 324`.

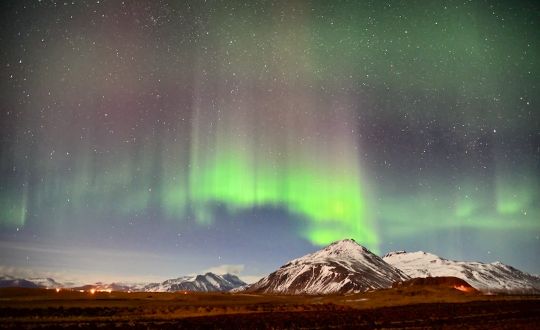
144 272 246 292
0 276 63 289
0 272 245 293
392 276 479 293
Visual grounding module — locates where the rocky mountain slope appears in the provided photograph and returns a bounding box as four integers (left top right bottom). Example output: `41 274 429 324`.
246 239 409 294
384 251 540 293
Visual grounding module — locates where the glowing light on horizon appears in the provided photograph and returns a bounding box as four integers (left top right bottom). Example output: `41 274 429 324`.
454 285 474 293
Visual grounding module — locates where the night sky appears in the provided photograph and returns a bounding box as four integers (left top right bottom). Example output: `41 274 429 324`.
1 0 539 284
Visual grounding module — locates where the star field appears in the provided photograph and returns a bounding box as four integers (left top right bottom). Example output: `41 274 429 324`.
0 0 538 282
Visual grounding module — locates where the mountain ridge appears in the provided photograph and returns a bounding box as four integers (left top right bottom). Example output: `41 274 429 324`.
383 250 540 293
0 272 246 293
3 242 538 294
144 272 246 292
246 239 409 294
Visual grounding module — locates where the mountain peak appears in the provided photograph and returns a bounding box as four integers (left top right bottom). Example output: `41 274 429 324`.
311 238 371 260
330 238 357 244
326 238 362 249
247 240 409 294
202 272 219 278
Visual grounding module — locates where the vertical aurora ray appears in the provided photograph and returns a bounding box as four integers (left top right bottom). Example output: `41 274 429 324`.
188 88 375 246
185 5 377 247
187 118 374 247
0 188 27 228
494 145 539 220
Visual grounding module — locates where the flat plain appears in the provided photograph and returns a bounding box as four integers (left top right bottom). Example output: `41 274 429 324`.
1 286 539 329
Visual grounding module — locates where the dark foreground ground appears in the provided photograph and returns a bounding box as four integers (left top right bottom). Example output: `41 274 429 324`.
1 287 539 329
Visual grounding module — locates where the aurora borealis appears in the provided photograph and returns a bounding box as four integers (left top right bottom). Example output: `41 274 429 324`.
1 1 539 282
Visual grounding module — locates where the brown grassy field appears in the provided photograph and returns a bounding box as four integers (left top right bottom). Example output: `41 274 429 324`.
1 286 539 329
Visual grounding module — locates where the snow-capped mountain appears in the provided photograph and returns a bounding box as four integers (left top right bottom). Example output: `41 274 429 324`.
26 277 64 289
0 276 41 289
0 276 63 289
144 272 246 292
246 239 409 294
383 251 540 293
